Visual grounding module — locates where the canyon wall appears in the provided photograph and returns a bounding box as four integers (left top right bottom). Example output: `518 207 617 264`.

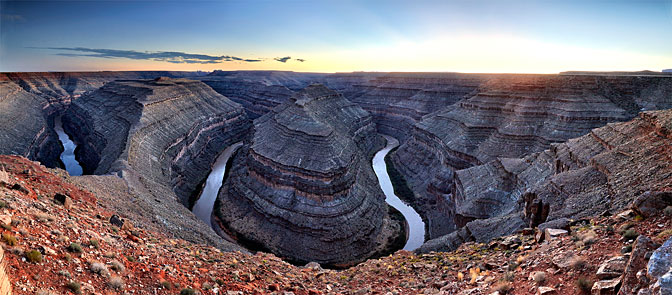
419 109 672 253
391 74 672 239
216 84 398 266
62 78 250 249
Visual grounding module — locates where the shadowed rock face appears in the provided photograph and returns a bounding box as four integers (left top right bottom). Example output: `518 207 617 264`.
0 79 62 167
216 84 396 266
64 78 251 206
391 74 672 238
418 109 672 253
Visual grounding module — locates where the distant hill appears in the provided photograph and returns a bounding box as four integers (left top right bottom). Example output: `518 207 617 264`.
664 69 672 73
561 70 672 76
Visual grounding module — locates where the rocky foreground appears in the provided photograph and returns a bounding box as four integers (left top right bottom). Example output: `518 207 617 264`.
1 153 670 295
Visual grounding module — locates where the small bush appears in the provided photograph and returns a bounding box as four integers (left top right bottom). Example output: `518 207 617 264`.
108 276 124 290
58 270 72 278
89 239 99 249
66 281 81 294
125 254 136 262
68 243 82 253
576 277 593 293
25 250 43 263
110 260 125 272
623 229 639 240
160 281 172 289
2 233 17 246
90 261 110 277
503 271 515 282
532 271 547 285
570 256 587 270
0 200 7 209
180 288 196 295
657 229 672 240
605 225 614 234
664 206 672 217
581 230 597 246
493 281 513 294
621 244 633 254
618 222 635 234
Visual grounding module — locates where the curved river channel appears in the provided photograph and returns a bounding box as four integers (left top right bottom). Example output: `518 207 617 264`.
372 135 426 250
54 116 83 176
192 142 243 227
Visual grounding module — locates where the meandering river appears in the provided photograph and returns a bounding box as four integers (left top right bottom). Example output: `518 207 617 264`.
192 142 243 227
54 116 83 176
373 135 426 250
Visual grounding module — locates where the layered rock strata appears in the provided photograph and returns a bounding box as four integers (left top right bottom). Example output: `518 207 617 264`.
418 109 672 252
64 78 250 205
216 84 396 266
392 74 672 238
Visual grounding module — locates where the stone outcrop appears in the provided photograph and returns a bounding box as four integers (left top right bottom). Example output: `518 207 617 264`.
216 84 396 266
418 109 672 252
199 78 295 119
391 74 672 238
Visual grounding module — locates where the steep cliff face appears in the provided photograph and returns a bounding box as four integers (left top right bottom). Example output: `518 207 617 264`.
419 109 672 253
345 73 487 140
391 74 672 238
216 84 396 266
200 78 294 119
0 79 61 167
63 78 251 206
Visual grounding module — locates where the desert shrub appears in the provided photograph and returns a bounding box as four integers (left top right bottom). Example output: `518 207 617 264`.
68 242 82 253
180 288 196 295
618 222 635 234
570 256 587 270
493 281 512 294
623 229 639 240
657 229 672 240
605 225 614 234
2 233 17 246
89 239 99 249
110 260 125 272
58 270 72 278
532 271 546 285
90 261 110 277
0 200 7 209
25 250 43 263
621 244 633 254
125 254 136 262
664 206 672 217
108 276 124 290
66 281 81 294
503 271 515 282
580 230 597 246
160 281 172 289
576 277 593 293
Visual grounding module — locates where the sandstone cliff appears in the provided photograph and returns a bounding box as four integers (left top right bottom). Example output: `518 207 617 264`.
216 84 397 266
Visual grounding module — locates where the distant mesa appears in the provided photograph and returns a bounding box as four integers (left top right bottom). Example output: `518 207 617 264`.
664 69 672 73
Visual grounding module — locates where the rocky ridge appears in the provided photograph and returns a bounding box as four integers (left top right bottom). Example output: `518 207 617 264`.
418 109 672 253
216 84 396 266
390 74 672 238
1 155 671 295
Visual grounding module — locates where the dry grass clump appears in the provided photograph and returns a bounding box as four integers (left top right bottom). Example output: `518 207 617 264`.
110 260 125 272
493 281 513 294
90 261 110 277
532 271 547 285
108 276 124 290
570 255 587 270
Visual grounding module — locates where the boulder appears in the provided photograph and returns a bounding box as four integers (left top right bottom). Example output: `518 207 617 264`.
537 286 556 295
544 228 568 242
632 191 672 218
592 278 622 295
619 236 657 295
597 256 628 279
54 193 72 209
645 237 672 295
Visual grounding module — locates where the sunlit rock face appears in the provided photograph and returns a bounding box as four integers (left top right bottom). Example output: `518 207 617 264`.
390 74 672 238
63 77 250 206
216 84 398 266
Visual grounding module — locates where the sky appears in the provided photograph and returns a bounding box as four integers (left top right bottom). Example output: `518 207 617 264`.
1 0 671 73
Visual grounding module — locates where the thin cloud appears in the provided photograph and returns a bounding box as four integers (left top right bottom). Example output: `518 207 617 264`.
31 47 266 64
1 14 25 22
274 56 291 63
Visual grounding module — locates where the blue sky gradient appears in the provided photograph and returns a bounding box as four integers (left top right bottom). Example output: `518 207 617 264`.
1 0 671 72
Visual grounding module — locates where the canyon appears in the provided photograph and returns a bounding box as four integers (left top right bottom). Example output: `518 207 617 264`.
0 70 671 271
